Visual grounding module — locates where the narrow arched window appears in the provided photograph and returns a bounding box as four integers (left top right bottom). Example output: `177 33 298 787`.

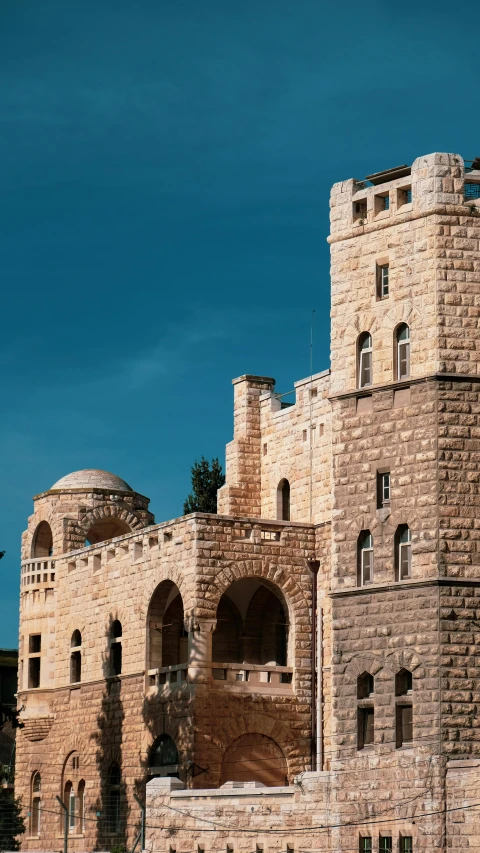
107 764 121 833
77 780 85 834
70 631 82 684
30 772 41 835
149 735 179 778
396 324 410 380
357 531 373 586
395 669 413 748
63 780 76 834
395 525 411 581
357 673 374 750
277 479 290 521
110 620 122 676
358 333 373 388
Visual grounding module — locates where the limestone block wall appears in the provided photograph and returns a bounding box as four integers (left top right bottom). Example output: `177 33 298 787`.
446 759 480 848
259 371 332 525
16 513 318 851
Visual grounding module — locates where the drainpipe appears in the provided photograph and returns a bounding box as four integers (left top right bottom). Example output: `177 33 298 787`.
307 560 320 771
317 592 323 772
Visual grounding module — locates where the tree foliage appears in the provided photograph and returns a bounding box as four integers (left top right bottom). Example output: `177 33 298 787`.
0 779 25 851
0 706 23 733
183 457 225 515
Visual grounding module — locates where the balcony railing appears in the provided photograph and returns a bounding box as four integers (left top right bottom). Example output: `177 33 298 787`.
211 662 293 694
147 663 188 690
21 558 56 590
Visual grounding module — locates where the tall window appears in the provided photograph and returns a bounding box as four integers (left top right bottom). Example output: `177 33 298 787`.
357 672 374 750
149 735 179 778
376 263 389 299
396 324 410 380
28 634 41 689
77 780 85 834
379 838 392 852
395 525 412 581
357 531 373 586
358 333 373 388
70 630 82 684
63 781 77 834
400 837 413 852
107 764 121 833
359 838 372 853
30 772 41 836
277 479 290 521
396 669 413 748
110 620 122 676
377 471 390 508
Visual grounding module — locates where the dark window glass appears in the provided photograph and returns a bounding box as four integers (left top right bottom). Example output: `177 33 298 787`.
111 643 122 676
28 657 40 689
396 704 413 747
358 708 374 749
379 838 392 852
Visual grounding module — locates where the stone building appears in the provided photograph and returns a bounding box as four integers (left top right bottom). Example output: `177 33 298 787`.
15 151 480 852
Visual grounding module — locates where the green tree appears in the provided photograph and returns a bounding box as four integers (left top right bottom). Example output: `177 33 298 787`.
183 457 225 515
0 774 25 851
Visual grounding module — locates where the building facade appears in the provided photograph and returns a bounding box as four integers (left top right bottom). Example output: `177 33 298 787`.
15 151 480 852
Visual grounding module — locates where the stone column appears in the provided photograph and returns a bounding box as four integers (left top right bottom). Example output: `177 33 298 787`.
186 618 216 682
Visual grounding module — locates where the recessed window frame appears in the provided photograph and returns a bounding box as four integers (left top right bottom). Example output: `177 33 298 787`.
395 525 412 581
357 531 374 586
376 263 389 299
377 471 391 508
395 323 411 380
358 333 373 389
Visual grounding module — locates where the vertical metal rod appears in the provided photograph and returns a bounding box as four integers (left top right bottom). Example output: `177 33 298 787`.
56 795 68 853
307 560 320 771
134 794 146 851
309 310 315 524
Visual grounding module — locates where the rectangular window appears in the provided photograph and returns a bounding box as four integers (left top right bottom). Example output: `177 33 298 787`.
111 642 122 677
396 704 413 747
361 547 373 585
70 651 81 684
377 264 389 299
374 193 390 215
358 707 374 749
29 635 41 654
399 541 411 579
360 349 372 387
353 200 368 223
359 838 372 853
379 838 392 852
377 472 390 508
28 657 40 689
400 837 413 853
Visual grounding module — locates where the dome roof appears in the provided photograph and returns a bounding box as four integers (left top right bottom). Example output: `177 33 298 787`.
50 469 133 492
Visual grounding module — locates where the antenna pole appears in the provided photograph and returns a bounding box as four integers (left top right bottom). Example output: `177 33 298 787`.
309 310 315 524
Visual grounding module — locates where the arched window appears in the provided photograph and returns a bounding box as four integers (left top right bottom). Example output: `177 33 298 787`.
220 733 287 787
85 518 132 546
395 324 410 380
358 333 373 388
395 525 412 581
149 735 179 778
277 479 290 521
63 780 76 834
395 669 413 748
30 772 41 836
147 581 187 673
31 521 53 558
357 673 374 750
357 531 373 586
107 764 121 834
110 620 122 676
77 780 85 834
70 631 82 684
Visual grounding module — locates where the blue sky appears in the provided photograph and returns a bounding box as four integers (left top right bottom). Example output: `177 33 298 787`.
1 0 479 646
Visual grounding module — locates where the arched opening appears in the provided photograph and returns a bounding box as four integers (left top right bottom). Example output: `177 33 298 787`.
31 521 53 558
147 581 187 670
357 673 374 750
395 323 410 380
77 780 85 834
357 332 373 388
395 669 413 748
276 479 290 521
85 518 132 546
61 752 82 835
110 620 122 676
107 764 121 834
220 733 287 787
148 735 179 778
212 578 289 667
70 631 82 684
357 671 374 699
30 771 41 836
395 668 413 696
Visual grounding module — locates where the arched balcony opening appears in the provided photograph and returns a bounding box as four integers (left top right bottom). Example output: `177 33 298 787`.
212 578 292 691
30 771 41 836
31 521 53 558
148 735 179 779
276 479 291 521
85 518 132 546
146 581 187 690
220 733 287 787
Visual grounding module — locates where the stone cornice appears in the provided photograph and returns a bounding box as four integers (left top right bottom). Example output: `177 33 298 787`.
329 373 480 402
330 576 480 598
327 203 480 245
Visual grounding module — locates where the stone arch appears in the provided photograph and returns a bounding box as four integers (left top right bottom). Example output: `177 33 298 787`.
220 733 287 787
200 711 301 785
212 579 289 666
344 655 384 681
31 520 54 558
142 566 193 624
146 579 187 670
71 505 144 550
384 649 425 679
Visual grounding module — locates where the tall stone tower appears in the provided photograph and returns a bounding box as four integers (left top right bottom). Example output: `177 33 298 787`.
327 153 480 846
